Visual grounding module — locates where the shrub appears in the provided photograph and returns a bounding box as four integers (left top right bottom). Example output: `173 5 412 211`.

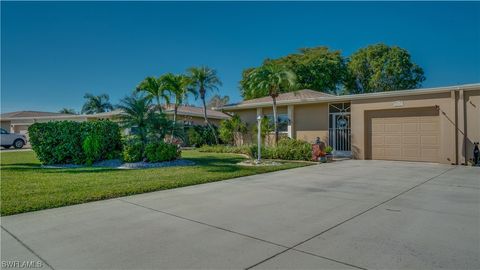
185 125 220 147
83 134 102 166
219 115 248 145
144 141 180 162
29 120 122 165
199 138 312 161
122 139 144 163
186 127 203 147
325 146 333 154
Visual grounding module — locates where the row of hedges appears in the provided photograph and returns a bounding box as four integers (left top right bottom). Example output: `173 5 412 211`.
199 138 312 161
29 120 180 165
29 120 122 165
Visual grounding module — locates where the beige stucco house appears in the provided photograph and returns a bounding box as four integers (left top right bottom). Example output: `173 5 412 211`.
223 83 480 165
0 105 230 142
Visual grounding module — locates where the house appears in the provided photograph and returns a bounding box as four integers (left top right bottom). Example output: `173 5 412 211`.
0 105 230 140
222 83 480 165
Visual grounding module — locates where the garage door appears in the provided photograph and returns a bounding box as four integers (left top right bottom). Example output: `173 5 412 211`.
367 107 440 162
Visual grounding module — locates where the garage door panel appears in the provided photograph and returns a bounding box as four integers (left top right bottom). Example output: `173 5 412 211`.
385 123 402 132
384 135 401 145
403 123 419 132
402 135 420 144
367 107 440 163
371 135 385 146
402 147 421 159
420 135 439 145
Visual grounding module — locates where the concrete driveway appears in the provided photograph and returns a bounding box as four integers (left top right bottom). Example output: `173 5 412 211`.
1 160 479 270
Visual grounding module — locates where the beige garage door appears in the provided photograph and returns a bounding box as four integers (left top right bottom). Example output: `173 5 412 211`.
367 107 440 162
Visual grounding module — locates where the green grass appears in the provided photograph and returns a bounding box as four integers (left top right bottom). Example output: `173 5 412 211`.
0 150 310 216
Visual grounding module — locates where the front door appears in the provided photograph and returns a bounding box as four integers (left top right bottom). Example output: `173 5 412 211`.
329 103 351 156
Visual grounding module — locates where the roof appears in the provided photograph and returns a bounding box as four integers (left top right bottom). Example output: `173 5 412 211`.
231 89 333 107
163 105 230 120
0 111 74 119
0 106 230 121
223 83 480 110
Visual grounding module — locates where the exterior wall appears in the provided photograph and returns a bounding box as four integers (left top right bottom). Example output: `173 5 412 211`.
1 121 11 132
464 90 480 164
294 103 329 143
351 92 456 164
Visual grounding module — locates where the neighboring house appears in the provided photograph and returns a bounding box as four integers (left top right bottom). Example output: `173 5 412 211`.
0 106 230 141
222 84 480 165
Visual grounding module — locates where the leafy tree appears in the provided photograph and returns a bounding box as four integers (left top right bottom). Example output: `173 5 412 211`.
81 93 113 114
241 47 346 97
187 66 222 144
159 73 197 140
59 108 77 114
207 94 230 109
219 114 247 146
242 64 296 145
346 43 425 94
136 76 170 112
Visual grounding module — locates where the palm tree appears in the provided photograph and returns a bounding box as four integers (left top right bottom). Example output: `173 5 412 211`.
244 64 296 145
81 93 114 114
58 108 77 114
187 66 222 144
116 93 162 145
136 76 170 113
159 73 197 140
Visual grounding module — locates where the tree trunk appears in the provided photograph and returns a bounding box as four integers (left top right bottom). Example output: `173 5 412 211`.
272 95 279 146
156 96 163 113
202 95 219 144
171 104 178 143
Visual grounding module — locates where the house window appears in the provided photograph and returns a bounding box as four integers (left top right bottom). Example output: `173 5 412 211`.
266 114 289 133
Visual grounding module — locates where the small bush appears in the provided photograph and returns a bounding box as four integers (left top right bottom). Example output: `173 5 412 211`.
185 125 220 147
29 120 122 165
122 139 144 163
186 127 203 147
144 141 180 162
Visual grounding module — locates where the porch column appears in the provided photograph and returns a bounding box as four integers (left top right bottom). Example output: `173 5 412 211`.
456 89 466 165
287 105 294 138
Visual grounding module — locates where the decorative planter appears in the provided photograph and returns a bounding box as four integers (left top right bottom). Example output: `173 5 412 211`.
326 153 333 162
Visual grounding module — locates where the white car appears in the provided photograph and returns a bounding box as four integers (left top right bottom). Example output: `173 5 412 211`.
1 128 27 149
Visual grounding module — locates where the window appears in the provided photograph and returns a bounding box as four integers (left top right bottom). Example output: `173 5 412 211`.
266 114 289 133
0 128 8 134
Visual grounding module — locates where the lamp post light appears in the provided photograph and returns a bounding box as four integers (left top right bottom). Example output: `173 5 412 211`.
257 115 262 163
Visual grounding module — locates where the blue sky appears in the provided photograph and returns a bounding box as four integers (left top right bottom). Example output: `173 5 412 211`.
1 1 479 113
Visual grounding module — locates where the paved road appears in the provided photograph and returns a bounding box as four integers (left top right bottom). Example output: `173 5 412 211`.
1 160 479 269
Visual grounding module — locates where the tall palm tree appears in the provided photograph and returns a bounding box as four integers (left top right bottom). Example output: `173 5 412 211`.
81 93 114 114
159 73 197 140
244 64 296 145
136 76 170 113
187 66 222 144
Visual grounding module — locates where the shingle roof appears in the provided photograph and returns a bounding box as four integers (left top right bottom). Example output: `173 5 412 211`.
234 89 334 106
163 105 230 119
0 111 74 119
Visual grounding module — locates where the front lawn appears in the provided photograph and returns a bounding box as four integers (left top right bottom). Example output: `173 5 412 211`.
0 150 310 216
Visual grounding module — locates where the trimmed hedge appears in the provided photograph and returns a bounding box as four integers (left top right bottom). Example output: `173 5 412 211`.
28 120 122 165
144 141 180 162
199 138 312 161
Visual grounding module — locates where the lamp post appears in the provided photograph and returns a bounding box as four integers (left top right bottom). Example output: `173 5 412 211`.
257 115 262 163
